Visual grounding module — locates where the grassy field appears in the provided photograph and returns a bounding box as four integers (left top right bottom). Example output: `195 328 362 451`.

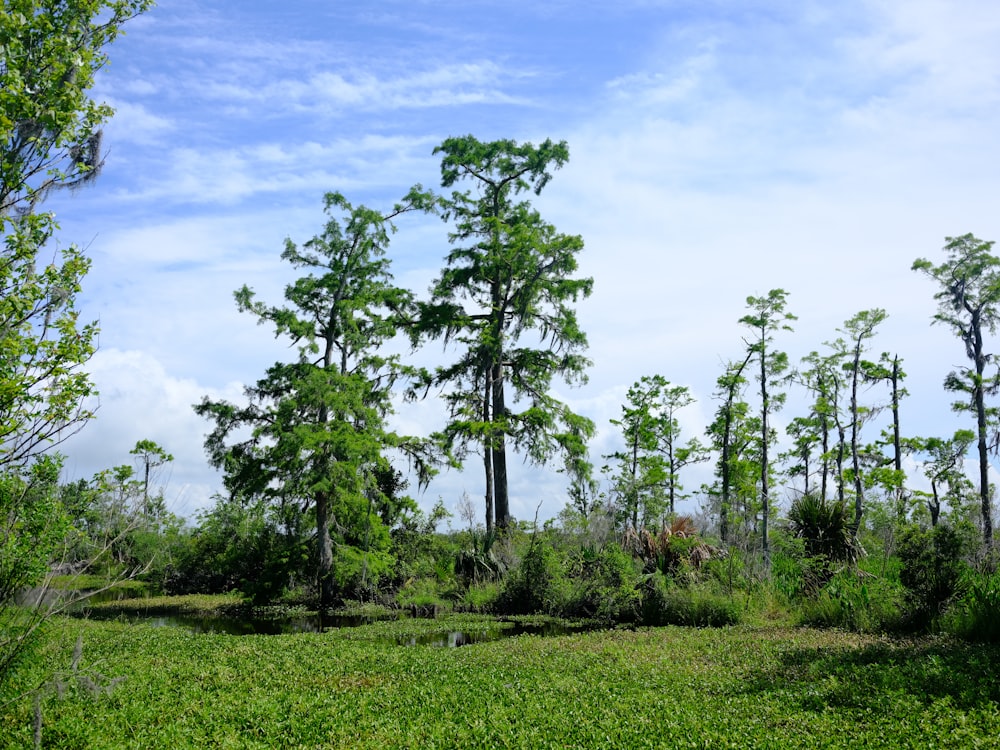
2 610 999 749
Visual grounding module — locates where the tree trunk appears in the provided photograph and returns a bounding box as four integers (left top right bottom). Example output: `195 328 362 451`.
759 351 770 572
315 489 335 610
719 415 731 543
850 347 865 537
491 360 510 528
483 369 494 534
890 357 904 519
973 316 994 548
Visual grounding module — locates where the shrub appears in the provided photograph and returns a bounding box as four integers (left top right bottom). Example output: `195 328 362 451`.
563 543 641 622
897 523 968 628
640 574 741 627
798 568 904 633
946 567 1000 643
459 581 500 612
787 494 860 593
496 536 569 615
454 529 508 584
395 577 452 610
332 546 394 602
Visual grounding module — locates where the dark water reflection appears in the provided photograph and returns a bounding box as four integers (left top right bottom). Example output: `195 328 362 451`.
87 608 593 645
144 612 392 636
15 586 143 608
397 620 593 647
23 587 596 645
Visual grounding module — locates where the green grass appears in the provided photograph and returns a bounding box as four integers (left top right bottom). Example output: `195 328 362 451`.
2 614 998 748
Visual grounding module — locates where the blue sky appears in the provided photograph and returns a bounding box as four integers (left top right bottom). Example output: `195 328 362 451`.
44 0 1000 524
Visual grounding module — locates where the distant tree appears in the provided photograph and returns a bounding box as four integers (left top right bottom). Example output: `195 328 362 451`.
783 416 822 497
913 234 1000 549
605 376 669 529
869 353 909 516
415 135 594 531
831 309 889 535
706 353 752 543
129 439 173 524
652 381 709 516
739 289 795 569
196 193 435 607
798 350 846 504
913 430 976 527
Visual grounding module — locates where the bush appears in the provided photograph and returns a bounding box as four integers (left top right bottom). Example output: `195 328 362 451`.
798 568 904 633
897 523 969 628
396 577 452 610
496 536 569 615
946 567 1000 643
460 581 500 612
564 543 641 622
640 574 742 627
332 546 394 602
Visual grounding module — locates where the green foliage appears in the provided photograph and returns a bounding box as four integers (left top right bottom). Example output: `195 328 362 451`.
497 534 570 615
166 496 309 604
395 576 453 610
0 458 67 601
389 504 458 584
621 519 723 582
331 545 394 601
563 542 641 622
913 234 1000 549
0 213 97 470
897 523 969 627
640 573 742 626
1 0 154 212
459 581 500 611
946 567 1000 643
0 457 70 683
605 375 708 527
454 527 508 584
195 192 435 607
798 568 904 633
5 617 1000 748
414 135 594 529
739 288 796 563
787 493 859 587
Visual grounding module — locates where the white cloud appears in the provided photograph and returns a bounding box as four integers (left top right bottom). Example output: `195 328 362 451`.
57 349 243 518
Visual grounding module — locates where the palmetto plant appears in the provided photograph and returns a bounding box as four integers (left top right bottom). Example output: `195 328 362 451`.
622 517 722 576
454 529 508 584
787 493 859 565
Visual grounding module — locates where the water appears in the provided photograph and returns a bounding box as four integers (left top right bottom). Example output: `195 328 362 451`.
21 586 597 645
14 586 140 608
396 620 592 647
82 607 593 645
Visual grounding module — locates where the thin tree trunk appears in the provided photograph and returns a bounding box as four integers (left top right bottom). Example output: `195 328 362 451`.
759 350 770 572
492 360 510 528
850 346 865 536
890 357 904 518
974 321 994 548
483 368 494 534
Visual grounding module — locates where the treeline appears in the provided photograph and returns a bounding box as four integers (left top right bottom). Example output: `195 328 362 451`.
34 132 995 643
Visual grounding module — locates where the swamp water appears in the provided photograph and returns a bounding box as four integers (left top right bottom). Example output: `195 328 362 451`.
42 593 595 645
94 611 594 645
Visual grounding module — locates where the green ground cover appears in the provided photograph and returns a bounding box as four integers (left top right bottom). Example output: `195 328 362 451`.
2 613 998 749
